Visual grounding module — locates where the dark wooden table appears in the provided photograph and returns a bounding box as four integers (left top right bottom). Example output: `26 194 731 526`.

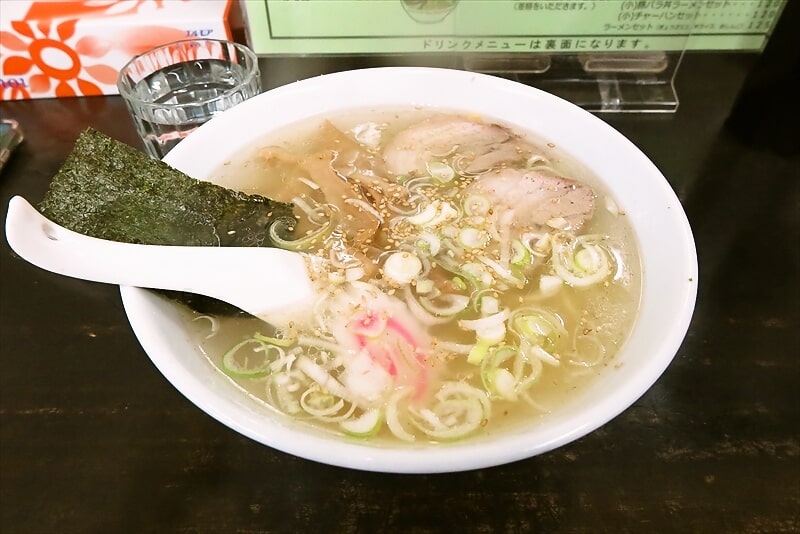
1 52 798 533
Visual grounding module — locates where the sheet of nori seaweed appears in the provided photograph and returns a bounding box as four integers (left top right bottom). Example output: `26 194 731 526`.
39 128 294 247
37 128 296 315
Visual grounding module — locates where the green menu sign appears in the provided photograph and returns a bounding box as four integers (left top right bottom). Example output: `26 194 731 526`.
242 0 786 55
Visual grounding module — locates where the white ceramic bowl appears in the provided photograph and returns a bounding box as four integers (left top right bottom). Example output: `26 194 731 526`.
120 67 697 473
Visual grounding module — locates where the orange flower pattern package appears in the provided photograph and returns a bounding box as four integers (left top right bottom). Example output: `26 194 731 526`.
0 0 233 100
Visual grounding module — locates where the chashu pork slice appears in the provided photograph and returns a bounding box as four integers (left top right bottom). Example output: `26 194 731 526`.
466 168 596 232
382 115 540 177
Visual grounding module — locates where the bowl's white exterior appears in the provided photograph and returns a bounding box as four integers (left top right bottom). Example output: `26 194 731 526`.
120 67 698 473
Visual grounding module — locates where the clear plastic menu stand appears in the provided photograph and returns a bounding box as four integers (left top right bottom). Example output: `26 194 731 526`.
455 0 697 116
463 49 685 114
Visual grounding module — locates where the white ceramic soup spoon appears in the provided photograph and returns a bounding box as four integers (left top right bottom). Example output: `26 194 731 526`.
4 196 317 326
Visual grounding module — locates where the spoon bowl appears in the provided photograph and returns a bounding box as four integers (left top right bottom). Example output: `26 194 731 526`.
4 196 316 326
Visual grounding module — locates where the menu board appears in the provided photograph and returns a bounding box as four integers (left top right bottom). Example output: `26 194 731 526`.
242 0 786 56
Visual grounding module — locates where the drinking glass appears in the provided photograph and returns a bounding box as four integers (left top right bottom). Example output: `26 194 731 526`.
117 38 260 159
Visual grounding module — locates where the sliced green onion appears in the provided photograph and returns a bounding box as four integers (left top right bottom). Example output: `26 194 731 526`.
268 371 305 415
452 276 468 291
479 295 500 315
300 389 346 417
340 409 383 437
406 202 439 226
459 227 489 249
511 309 565 353
386 389 416 442
568 332 608 367
486 368 517 401
459 308 510 332
416 231 441 255
604 195 620 217
345 266 366 281
461 262 494 287
575 246 602 272
221 338 281 378
441 225 459 239
408 200 459 228
419 293 471 317
382 251 423 286
538 275 563 297
415 279 435 294
480 345 543 399
192 315 219 339
476 323 507 345
467 339 492 365
426 201 459 227
510 239 531 266
526 154 549 167
463 194 492 217
403 286 453 326
522 231 552 257
480 346 516 398
295 356 358 405
552 233 613 287
404 176 439 193
269 208 338 251
546 217 569 230
478 256 525 288
514 314 554 339
253 332 295 347
407 382 490 440
527 344 561 366
427 161 455 183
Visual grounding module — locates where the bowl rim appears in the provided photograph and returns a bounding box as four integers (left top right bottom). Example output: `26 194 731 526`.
121 66 698 473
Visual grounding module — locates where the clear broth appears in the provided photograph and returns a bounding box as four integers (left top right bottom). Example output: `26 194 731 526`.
184 107 642 444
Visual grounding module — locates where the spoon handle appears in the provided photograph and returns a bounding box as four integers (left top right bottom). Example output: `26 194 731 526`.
4 196 314 322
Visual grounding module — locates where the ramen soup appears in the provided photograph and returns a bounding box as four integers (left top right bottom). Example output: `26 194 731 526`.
188 110 642 443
